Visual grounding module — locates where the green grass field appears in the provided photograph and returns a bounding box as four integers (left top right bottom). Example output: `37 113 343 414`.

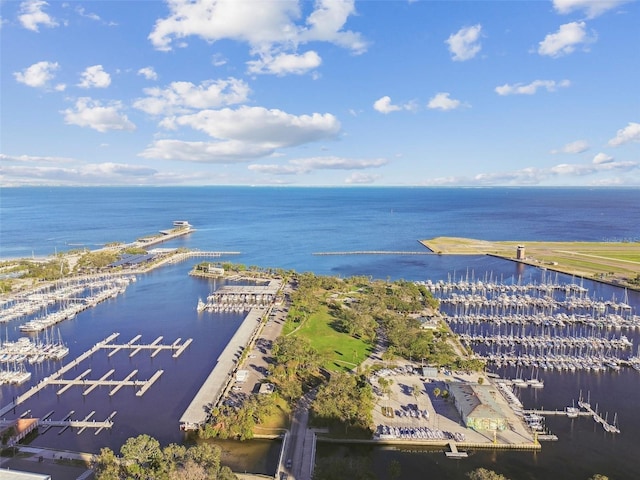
420 237 640 288
288 304 374 373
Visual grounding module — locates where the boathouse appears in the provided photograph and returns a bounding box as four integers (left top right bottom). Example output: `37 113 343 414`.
449 383 508 432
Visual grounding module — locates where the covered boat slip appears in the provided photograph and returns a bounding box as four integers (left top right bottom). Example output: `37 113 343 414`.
180 280 281 430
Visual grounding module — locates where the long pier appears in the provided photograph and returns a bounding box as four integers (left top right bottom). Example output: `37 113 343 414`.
99 334 192 358
523 409 592 417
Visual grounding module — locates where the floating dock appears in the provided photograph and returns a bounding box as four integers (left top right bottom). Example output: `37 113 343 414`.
0 333 189 421
38 410 116 435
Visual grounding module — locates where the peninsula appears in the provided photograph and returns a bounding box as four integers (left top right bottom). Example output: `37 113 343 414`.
420 237 640 290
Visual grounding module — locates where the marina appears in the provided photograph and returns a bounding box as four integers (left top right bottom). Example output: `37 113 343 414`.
1 275 136 332
199 282 280 313
420 276 639 374
0 332 190 422
0 334 69 364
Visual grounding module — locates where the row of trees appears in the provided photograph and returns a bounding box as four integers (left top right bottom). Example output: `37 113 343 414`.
312 372 374 433
201 394 276 441
93 434 237 480
467 469 610 480
269 335 323 402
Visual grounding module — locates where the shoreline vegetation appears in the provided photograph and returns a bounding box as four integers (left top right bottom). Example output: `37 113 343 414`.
421 237 640 291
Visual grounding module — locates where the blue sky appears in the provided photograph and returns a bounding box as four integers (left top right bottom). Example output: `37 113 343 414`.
1 0 638 186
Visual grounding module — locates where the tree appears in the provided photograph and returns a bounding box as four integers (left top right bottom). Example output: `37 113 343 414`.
412 383 421 407
313 372 373 432
93 447 121 480
95 435 237 480
378 377 394 407
120 434 162 477
467 468 510 480
588 475 609 480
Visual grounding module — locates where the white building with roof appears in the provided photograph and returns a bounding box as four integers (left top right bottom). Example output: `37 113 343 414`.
448 382 509 432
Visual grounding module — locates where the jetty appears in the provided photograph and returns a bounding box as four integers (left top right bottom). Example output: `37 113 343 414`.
38 410 117 435
180 279 281 430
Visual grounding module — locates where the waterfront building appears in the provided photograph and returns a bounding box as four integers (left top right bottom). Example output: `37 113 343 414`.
449 383 509 432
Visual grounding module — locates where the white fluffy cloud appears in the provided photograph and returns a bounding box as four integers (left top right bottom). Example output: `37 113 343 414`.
374 96 401 114
551 140 590 154
139 139 272 163
373 96 416 114
538 21 595 58
141 106 340 162
78 65 111 88
495 79 571 96
134 78 250 116
14 60 59 88
593 153 614 164
247 51 322 76
164 106 340 147
445 24 482 61
149 0 366 75
608 122 640 146
1 163 158 185
552 0 630 18
137 67 158 81
0 153 74 164
18 0 58 31
62 98 136 132
427 92 463 111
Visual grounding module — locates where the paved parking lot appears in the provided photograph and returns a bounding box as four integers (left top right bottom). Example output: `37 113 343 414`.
370 367 535 445
224 288 290 407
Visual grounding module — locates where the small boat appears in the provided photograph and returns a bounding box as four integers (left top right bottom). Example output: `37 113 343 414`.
566 406 579 418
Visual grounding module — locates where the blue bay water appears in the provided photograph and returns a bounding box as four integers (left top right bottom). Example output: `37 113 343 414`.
0 186 639 478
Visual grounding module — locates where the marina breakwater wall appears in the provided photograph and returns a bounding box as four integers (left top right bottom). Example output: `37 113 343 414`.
179 306 268 430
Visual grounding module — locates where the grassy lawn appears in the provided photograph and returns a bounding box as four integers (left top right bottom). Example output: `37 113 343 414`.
291 304 374 373
257 396 290 432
